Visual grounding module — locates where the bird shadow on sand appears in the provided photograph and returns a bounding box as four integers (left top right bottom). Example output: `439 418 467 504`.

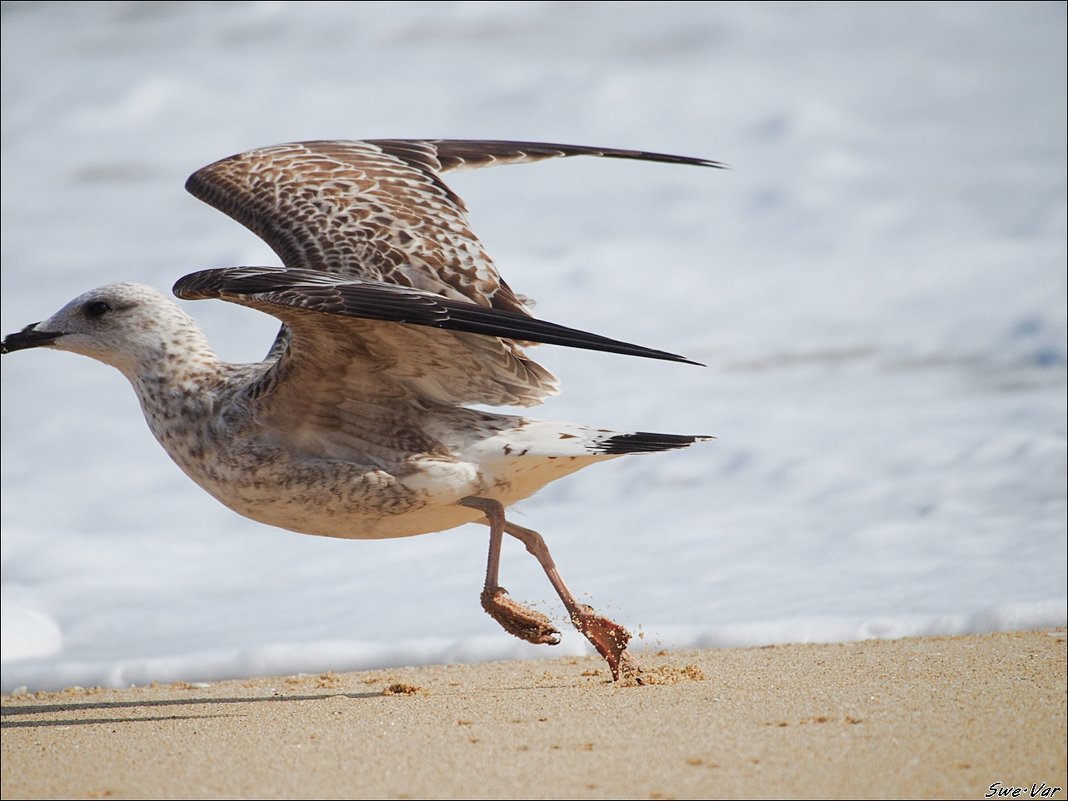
0 689 385 729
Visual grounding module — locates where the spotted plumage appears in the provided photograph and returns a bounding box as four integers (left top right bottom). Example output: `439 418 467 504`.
2 139 719 680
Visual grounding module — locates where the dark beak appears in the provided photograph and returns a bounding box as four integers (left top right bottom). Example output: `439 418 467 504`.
1 324 63 354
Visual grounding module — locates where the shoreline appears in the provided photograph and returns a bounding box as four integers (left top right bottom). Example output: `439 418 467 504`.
2 629 1065 799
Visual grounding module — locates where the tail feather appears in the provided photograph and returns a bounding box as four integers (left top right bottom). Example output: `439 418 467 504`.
595 432 712 455
467 420 710 462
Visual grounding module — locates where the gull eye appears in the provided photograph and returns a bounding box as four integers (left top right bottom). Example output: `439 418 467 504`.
85 301 112 318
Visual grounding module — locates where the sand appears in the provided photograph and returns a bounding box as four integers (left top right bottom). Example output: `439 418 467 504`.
2 629 1065 800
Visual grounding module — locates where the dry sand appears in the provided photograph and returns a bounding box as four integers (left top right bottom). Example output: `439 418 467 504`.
2 629 1065 800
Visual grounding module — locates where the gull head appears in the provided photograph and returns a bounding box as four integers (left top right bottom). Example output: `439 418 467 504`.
1 283 214 378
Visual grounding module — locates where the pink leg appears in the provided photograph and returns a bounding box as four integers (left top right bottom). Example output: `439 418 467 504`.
461 496 640 681
461 497 560 646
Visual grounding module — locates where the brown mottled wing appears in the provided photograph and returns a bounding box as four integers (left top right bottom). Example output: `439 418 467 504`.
186 139 722 314
173 267 696 410
187 140 517 315
185 139 720 402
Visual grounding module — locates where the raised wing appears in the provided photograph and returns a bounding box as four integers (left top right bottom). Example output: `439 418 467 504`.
185 139 722 315
174 266 698 409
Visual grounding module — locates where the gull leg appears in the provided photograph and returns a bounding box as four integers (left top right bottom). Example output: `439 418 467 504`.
502 518 640 682
461 496 639 681
460 496 560 646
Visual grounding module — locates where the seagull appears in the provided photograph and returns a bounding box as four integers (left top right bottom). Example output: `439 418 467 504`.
1 140 719 680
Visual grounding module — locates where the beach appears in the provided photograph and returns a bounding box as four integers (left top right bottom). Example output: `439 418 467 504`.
1 11 1064 801
2 629 1064 800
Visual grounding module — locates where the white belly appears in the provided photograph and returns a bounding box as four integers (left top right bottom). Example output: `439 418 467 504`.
196 451 611 541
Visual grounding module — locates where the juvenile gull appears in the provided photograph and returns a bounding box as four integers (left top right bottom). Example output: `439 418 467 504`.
1 139 719 680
